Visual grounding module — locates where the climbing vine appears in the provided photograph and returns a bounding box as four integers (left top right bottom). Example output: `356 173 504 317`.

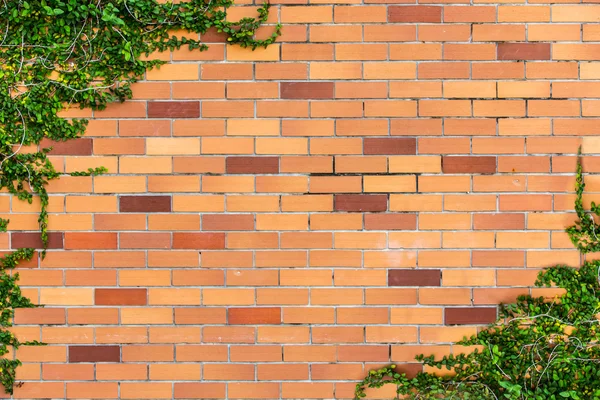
355 157 600 399
0 0 279 394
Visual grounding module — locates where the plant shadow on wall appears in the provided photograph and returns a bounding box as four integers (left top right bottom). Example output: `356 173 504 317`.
0 0 279 394
355 156 600 400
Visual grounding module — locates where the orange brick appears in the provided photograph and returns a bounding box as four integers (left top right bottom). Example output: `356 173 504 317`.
364 62 416 79
473 100 526 117
335 6 387 23
146 64 198 80
282 6 333 23
390 82 442 98
390 44 442 60
282 44 334 61
498 6 550 22
475 24 524 41
528 62 578 79
227 83 279 100
419 25 470 41
364 25 416 42
310 26 362 43
256 63 308 80
310 176 362 193
419 100 471 117
473 62 525 79
529 24 580 41
443 82 495 98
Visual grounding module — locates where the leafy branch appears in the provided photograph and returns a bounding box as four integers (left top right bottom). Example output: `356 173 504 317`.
355 157 600 400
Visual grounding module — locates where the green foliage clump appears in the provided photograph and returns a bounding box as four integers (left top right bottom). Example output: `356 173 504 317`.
567 156 600 254
0 220 43 394
355 160 600 399
0 0 279 394
0 0 279 247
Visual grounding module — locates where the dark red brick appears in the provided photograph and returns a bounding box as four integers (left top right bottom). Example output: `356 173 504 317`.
389 6 442 23
40 138 93 155
497 43 550 60
364 214 417 230
445 307 497 325
335 195 388 212
281 82 334 99
173 233 226 249
363 138 417 155
148 101 200 118
226 157 279 174
228 307 281 324
388 269 441 286
119 196 171 213
473 213 525 230
202 215 255 231
200 29 228 43
11 232 63 249
69 346 121 362
95 289 147 306
442 156 496 174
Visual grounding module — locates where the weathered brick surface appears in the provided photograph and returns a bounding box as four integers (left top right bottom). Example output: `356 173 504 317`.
9 3 596 398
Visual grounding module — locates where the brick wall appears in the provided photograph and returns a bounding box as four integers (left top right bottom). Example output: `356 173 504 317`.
5 2 600 399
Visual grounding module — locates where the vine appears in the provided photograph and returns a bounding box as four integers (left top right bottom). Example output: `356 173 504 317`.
0 0 279 394
355 157 600 399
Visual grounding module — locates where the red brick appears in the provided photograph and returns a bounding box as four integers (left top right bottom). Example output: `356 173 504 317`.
363 138 417 155
12 232 63 249
364 214 417 230
389 6 442 23
68 346 120 362
174 383 226 399
120 233 171 249
474 214 525 230
65 233 117 250
173 233 226 249
444 307 497 325
119 196 171 213
95 289 147 306
337 345 390 362
148 102 200 118
335 195 387 212
226 157 279 174
229 308 282 325
498 43 551 60
280 82 334 99
442 156 497 174
389 270 441 286
40 138 93 155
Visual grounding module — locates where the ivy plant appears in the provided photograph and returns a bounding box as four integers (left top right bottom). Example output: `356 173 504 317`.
355 158 600 400
0 0 279 394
